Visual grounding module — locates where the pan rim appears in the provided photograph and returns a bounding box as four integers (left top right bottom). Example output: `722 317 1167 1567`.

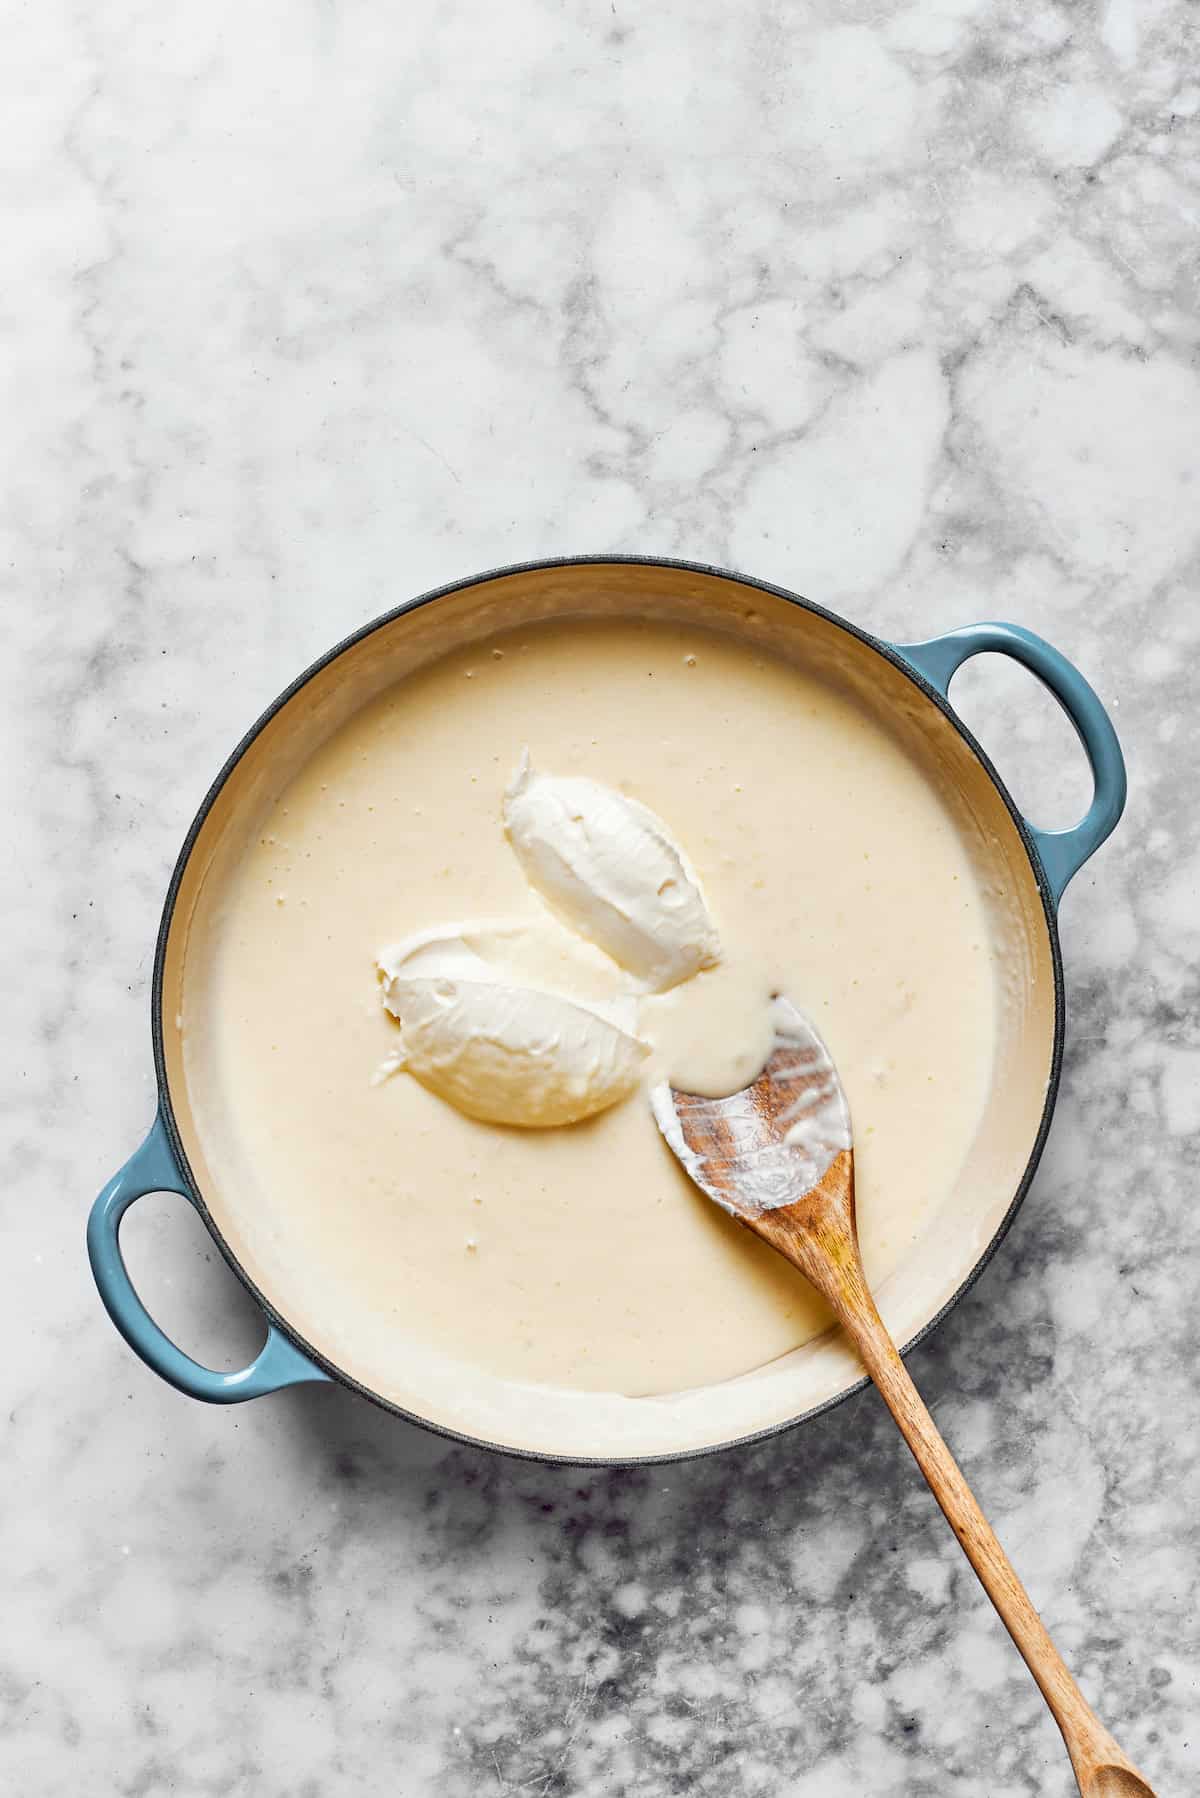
150 554 1065 1467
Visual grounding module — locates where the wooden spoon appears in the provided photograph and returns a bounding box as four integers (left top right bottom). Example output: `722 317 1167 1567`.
651 996 1155 1797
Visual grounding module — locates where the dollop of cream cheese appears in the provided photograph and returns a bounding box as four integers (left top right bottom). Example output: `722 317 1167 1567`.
502 751 720 991
377 923 649 1127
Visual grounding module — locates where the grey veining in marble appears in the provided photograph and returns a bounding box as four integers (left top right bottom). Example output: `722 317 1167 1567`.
4 0 1199 1792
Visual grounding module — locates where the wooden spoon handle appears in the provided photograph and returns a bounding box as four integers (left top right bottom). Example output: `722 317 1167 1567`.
843 1288 1152 1795
749 1195 1153 1795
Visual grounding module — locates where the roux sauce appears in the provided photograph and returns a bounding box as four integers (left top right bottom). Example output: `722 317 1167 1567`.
187 618 998 1397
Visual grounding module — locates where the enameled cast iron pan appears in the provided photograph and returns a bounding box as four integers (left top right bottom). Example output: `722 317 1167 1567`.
88 558 1125 1463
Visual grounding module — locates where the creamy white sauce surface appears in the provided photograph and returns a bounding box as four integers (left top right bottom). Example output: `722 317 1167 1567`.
187 618 998 1399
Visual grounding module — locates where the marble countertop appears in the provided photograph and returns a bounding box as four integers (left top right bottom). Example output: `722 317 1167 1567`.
6 1 1199 1792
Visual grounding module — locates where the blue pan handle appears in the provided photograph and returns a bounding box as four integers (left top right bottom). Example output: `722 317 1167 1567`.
88 1112 329 1402
893 622 1126 906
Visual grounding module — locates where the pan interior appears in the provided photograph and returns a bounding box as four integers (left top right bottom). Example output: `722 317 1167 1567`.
161 565 1055 1459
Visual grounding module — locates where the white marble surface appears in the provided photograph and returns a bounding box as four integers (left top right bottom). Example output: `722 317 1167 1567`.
4 1 1199 1791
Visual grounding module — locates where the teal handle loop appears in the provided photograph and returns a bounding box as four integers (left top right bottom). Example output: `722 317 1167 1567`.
893 622 1127 906
88 1112 329 1402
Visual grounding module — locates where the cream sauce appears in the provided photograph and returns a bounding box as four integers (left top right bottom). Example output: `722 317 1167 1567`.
187 619 998 1398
